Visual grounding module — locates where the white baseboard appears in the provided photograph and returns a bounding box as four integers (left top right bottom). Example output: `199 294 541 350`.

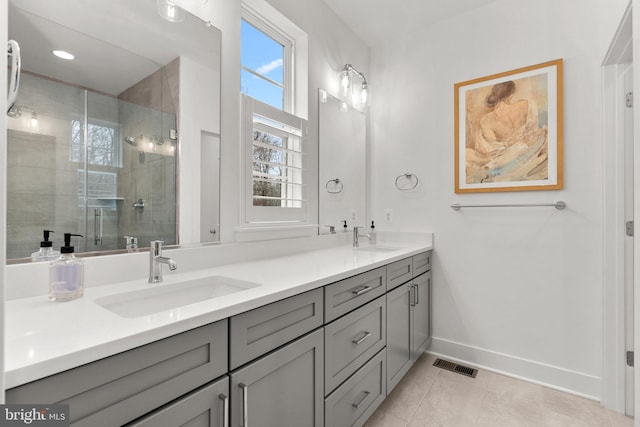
429 337 601 401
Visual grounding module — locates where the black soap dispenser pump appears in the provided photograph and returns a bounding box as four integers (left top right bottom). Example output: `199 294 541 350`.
31 230 61 262
49 233 84 302
370 221 377 245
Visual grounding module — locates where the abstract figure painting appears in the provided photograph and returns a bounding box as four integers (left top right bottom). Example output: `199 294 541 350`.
454 59 563 193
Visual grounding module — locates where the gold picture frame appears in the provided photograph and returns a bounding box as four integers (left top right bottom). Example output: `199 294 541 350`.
454 59 563 193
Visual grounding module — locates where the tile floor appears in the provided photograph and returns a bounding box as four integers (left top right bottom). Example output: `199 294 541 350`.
364 354 634 427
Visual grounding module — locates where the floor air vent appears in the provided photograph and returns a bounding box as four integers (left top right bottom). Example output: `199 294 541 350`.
433 358 478 378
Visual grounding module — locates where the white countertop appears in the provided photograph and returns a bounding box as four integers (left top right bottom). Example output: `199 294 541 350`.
5 237 432 389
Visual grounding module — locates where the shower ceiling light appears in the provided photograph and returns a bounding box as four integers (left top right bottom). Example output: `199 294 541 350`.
157 0 186 22
52 50 74 60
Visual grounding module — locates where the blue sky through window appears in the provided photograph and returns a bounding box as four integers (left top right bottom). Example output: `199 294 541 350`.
241 19 285 109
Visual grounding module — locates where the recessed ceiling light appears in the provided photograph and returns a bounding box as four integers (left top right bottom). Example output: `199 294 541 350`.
52 50 74 60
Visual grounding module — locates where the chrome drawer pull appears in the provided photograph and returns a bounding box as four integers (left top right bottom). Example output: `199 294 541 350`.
352 331 372 345
351 390 371 408
352 286 372 296
219 393 229 427
239 383 248 427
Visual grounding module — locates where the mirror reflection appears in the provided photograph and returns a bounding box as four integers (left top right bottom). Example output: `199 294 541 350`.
7 0 221 261
318 89 366 230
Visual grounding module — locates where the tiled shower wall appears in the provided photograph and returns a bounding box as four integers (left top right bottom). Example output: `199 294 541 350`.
117 58 178 250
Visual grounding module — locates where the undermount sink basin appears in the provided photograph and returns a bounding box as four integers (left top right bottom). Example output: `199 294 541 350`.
355 246 403 253
95 276 260 318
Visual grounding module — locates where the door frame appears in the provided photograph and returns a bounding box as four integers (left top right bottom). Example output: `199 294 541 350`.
602 0 634 416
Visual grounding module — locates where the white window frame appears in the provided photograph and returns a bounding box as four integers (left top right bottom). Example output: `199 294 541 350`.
241 7 294 113
241 0 308 119
241 94 308 225
238 0 311 237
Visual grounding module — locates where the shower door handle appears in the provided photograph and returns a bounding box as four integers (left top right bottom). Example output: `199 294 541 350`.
94 208 103 246
7 40 21 114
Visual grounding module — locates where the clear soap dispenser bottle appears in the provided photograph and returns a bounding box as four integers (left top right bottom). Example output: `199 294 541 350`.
31 230 60 262
49 233 84 302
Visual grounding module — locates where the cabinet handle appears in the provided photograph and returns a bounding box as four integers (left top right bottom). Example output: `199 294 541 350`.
415 283 419 305
219 393 229 427
352 331 371 345
239 383 248 427
351 390 371 408
410 285 416 307
352 285 372 296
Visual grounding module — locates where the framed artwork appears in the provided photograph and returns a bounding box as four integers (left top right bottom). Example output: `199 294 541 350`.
454 59 563 193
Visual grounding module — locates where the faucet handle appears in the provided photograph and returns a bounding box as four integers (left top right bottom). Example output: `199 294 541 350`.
150 240 166 255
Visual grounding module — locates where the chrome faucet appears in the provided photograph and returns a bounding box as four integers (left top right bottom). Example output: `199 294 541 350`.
320 225 336 234
124 236 138 252
149 240 177 283
353 227 372 248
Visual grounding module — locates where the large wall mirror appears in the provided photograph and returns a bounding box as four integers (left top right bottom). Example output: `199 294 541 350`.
7 0 221 261
318 89 366 230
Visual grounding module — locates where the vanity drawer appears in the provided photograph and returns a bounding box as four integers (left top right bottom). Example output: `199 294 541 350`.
325 266 386 322
230 288 324 370
324 296 386 393
6 320 228 427
324 349 386 427
413 251 432 277
387 256 413 290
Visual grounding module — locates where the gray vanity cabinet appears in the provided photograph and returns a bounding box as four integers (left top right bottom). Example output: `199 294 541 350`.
127 376 229 427
385 253 432 395
6 320 228 426
412 270 432 360
385 282 413 393
230 328 324 427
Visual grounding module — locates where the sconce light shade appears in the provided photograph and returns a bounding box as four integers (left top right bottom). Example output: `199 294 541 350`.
339 64 368 108
340 71 350 96
157 0 186 22
360 83 368 104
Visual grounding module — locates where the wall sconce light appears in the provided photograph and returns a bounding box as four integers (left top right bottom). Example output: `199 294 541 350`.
157 0 186 22
8 105 39 132
339 64 369 108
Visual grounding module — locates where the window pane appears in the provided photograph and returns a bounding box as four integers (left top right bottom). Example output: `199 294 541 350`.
241 19 284 85
70 119 121 167
241 70 283 110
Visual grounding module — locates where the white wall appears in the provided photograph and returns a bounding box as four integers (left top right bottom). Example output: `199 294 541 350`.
370 0 628 399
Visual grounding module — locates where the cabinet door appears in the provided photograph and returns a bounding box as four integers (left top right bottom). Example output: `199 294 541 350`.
386 283 412 394
412 271 431 360
128 376 229 427
230 329 324 427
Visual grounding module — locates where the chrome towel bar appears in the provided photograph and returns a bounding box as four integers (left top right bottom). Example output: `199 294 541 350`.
451 201 567 211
